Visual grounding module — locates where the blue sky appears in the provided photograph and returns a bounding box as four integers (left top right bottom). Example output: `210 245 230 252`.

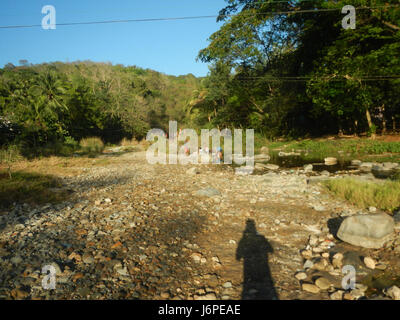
0 0 227 76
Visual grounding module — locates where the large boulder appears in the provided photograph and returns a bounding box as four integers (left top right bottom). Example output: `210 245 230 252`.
337 213 394 249
371 164 395 179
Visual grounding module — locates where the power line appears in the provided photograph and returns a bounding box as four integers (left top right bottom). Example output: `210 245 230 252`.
0 5 398 30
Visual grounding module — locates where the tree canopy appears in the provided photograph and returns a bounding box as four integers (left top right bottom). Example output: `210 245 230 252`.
193 0 400 138
0 61 200 152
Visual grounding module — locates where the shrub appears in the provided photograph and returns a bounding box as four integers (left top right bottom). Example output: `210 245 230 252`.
79 137 104 156
0 144 22 178
120 137 139 146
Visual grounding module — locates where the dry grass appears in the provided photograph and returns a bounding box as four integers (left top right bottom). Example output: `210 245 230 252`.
0 154 121 209
120 138 139 146
324 178 400 212
79 137 104 156
0 156 116 178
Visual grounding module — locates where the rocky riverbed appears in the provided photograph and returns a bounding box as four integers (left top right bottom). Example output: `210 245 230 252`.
0 150 399 300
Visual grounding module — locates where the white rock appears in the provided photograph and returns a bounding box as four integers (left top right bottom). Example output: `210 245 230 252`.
330 290 344 300
363 257 376 269
385 285 400 300
295 272 307 280
303 260 314 269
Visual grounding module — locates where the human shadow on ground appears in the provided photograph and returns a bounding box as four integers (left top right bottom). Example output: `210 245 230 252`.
236 219 278 300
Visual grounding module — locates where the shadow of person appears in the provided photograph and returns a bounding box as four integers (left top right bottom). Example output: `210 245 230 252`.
236 219 278 300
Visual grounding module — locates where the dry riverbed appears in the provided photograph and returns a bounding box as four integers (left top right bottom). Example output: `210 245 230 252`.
0 150 399 300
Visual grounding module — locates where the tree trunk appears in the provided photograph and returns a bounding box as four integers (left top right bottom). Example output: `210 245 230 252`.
381 104 386 134
393 116 396 132
365 108 376 139
338 120 343 136
354 119 358 136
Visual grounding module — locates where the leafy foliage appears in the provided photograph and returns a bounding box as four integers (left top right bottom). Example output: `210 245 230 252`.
0 61 200 156
194 0 400 138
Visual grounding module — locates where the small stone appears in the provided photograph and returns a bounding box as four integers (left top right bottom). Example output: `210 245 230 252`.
160 292 170 299
351 160 362 166
313 205 325 212
355 283 368 292
363 257 376 269
301 250 312 259
303 260 314 269
333 252 344 260
315 277 331 290
369 206 377 213
350 289 365 299
104 198 112 203
385 285 400 300
191 253 202 263
313 259 328 271
332 260 342 270
309 235 318 246
115 265 129 276
330 290 344 300
343 292 354 300
302 283 320 294
375 263 387 270
295 272 307 280
194 293 217 300
322 252 330 258
196 289 206 295
223 282 232 288
325 157 337 165
82 253 94 264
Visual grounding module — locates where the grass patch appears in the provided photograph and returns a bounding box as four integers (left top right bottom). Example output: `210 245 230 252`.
79 137 105 157
0 170 70 208
261 137 400 163
323 178 400 212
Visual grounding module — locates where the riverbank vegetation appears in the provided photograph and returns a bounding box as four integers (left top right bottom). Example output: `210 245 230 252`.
324 178 400 213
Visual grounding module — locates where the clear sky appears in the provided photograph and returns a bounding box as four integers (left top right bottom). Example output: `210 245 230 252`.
0 0 227 76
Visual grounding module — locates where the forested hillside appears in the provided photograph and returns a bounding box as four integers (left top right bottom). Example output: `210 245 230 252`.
191 0 400 138
0 61 200 154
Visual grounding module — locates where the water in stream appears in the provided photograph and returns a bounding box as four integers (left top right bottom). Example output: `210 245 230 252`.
268 151 353 173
